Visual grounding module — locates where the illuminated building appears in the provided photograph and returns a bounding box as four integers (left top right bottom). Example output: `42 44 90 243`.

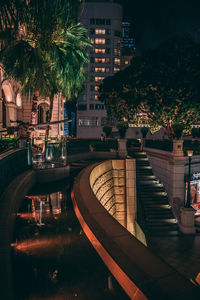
76 0 122 138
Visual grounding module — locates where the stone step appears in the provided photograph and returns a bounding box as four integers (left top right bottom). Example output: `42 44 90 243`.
137 187 165 193
148 229 179 236
145 213 174 219
146 219 178 226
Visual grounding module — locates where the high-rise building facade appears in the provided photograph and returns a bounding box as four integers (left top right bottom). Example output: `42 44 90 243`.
76 0 122 138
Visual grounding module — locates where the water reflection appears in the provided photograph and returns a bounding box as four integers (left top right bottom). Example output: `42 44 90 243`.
11 185 129 300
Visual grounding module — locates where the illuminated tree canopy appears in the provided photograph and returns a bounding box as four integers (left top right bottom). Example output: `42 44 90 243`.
99 36 200 138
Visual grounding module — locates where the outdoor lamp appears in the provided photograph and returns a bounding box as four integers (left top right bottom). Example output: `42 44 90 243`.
187 150 193 157
185 150 193 208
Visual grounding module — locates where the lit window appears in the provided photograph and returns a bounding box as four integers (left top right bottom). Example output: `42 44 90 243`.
95 104 104 110
114 58 120 65
95 48 105 54
125 60 129 65
16 93 22 107
79 117 98 127
95 95 98 100
114 67 120 73
95 38 105 44
95 86 99 91
95 29 106 35
114 48 120 56
105 58 110 63
95 67 105 73
91 38 95 44
95 76 104 82
95 58 105 63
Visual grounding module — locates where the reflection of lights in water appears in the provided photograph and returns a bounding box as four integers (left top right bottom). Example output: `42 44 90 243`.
14 235 75 254
23 192 64 220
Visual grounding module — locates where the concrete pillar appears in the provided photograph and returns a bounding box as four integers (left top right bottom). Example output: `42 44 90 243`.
125 158 136 235
7 102 17 127
173 139 184 157
179 207 196 234
117 138 127 158
170 157 186 205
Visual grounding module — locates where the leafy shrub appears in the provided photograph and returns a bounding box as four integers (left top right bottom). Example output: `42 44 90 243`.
141 127 149 138
90 140 118 152
0 137 19 153
102 125 112 138
191 128 200 138
145 139 173 151
116 121 128 138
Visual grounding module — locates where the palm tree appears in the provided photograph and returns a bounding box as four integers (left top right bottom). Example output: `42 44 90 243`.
0 0 90 139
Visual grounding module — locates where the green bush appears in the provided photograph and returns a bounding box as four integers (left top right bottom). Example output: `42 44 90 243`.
183 140 200 155
172 124 184 139
141 127 149 138
102 125 112 138
191 128 200 138
0 137 19 153
145 139 173 151
116 121 128 138
90 140 118 152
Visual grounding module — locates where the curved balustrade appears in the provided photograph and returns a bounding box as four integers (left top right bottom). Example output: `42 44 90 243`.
72 161 200 300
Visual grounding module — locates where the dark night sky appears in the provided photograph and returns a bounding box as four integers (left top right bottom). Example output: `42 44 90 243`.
115 0 200 52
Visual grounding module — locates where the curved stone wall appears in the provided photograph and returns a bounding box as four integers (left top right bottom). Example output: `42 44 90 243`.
72 161 200 300
90 160 126 223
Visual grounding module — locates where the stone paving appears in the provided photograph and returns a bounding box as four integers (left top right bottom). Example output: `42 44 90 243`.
149 234 200 283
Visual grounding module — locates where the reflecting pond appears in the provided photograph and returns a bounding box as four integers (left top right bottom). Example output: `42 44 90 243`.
11 182 128 300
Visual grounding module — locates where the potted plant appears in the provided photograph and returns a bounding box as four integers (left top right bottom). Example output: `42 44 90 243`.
172 124 184 139
116 121 128 138
141 127 148 138
140 127 149 150
102 125 112 138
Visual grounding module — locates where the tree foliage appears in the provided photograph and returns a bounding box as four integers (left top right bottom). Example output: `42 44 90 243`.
99 36 200 138
0 0 90 101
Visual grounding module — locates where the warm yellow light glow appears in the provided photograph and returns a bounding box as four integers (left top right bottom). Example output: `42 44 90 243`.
95 58 105 63
95 67 105 72
114 58 121 65
16 94 22 107
187 150 193 157
95 76 104 82
95 48 105 54
95 38 105 44
95 29 106 35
